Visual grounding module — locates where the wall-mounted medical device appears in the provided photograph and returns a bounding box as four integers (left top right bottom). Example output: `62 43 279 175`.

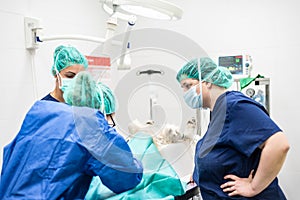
231 77 270 113
218 55 252 78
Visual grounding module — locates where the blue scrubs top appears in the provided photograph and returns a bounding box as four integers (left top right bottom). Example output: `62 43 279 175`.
193 91 286 200
0 101 143 200
41 93 59 102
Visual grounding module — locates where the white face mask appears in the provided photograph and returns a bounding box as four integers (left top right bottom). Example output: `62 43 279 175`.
183 84 203 109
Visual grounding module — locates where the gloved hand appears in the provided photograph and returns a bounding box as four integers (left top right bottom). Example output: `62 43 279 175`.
128 119 155 135
183 118 196 140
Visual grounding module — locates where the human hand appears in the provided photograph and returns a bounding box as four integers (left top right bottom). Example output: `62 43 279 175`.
220 170 257 197
186 175 195 185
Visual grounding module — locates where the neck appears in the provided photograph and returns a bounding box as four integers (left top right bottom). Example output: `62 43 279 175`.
50 77 65 102
209 86 227 111
50 87 65 102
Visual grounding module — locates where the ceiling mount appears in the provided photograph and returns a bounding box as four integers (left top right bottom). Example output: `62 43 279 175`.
100 0 183 21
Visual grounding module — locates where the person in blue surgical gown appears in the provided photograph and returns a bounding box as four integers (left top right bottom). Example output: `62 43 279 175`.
0 71 143 200
176 57 290 199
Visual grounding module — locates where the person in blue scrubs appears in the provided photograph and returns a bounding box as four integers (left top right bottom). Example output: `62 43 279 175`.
176 57 290 199
41 45 88 102
0 72 143 199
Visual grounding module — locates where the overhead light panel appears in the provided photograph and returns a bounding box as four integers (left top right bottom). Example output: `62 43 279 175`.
101 0 183 21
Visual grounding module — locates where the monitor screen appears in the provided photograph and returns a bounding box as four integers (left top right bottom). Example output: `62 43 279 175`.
219 55 243 75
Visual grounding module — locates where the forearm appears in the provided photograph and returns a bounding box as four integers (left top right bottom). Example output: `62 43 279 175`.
251 132 289 194
100 162 143 193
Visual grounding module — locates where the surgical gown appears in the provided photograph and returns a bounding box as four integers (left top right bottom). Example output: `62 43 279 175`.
193 91 286 199
0 100 143 200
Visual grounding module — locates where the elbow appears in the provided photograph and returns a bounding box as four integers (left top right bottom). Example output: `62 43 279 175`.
131 170 143 189
113 172 143 194
273 132 290 155
115 161 143 193
134 171 143 187
281 143 290 154
131 162 143 187
281 134 290 154
137 171 143 182
278 138 290 157
128 164 144 189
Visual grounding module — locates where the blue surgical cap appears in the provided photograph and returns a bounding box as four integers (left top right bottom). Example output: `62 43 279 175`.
51 45 88 75
176 57 233 89
97 82 116 115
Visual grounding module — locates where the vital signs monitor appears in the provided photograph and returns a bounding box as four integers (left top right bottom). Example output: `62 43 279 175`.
218 55 252 78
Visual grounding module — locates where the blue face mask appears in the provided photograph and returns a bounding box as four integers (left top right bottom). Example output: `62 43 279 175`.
184 84 203 109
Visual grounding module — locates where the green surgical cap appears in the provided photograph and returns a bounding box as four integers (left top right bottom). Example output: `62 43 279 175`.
63 71 101 109
51 45 88 75
97 82 116 115
176 57 233 89
63 72 116 114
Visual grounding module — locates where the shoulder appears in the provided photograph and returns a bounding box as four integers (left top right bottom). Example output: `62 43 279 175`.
221 91 273 129
225 91 251 104
225 91 268 114
28 100 72 120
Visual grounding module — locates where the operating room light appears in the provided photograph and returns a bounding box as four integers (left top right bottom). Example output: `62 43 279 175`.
101 0 183 21
121 5 171 20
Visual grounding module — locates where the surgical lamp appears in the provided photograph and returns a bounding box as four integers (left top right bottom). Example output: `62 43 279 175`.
100 0 183 21
24 0 182 50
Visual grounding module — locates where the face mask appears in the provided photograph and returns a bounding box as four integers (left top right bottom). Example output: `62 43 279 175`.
58 75 73 92
184 84 203 109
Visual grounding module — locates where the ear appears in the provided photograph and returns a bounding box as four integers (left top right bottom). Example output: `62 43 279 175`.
205 82 212 89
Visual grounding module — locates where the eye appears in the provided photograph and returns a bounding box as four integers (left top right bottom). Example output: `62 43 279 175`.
187 83 192 89
64 72 76 78
182 83 192 90
181 82 193 91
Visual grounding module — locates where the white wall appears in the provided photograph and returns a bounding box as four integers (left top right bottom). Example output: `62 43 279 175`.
0 0 299 199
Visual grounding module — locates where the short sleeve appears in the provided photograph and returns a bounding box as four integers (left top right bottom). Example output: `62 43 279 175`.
225 99 281 157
